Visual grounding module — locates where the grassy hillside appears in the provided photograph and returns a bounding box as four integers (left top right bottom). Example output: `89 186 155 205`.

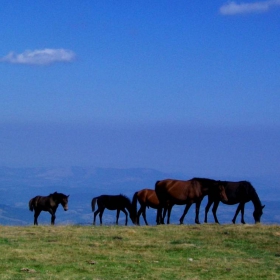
0 224 279 279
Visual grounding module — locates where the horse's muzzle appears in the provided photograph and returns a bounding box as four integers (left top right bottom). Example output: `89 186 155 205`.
64 207 68 211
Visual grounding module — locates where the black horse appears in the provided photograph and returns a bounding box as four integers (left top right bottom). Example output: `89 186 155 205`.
91 194 137 225
204 181 265 224
29 192 69 225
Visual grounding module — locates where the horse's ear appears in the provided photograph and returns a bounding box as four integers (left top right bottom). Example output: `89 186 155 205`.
67 195 70 198
262 205 265 209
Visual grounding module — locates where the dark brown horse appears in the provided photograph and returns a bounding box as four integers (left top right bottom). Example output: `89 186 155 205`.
29 192 69 225
204 180 265 224
155 178 228 224
132 189 167 225
91 194 137 225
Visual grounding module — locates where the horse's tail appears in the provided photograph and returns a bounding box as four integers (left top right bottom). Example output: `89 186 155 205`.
29 198 34 212
132 191 138 215
91 197 98 212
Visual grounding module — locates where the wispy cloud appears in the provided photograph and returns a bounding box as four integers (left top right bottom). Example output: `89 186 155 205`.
0 48 76 65
220 0 280 15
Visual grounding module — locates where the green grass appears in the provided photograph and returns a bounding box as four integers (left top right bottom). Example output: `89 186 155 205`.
0 224 279 279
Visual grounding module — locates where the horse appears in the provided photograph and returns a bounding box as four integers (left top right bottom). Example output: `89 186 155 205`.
132 189 167 225
155 178 228 225
29 192 69 225
91 194 137 225
204 180 265 224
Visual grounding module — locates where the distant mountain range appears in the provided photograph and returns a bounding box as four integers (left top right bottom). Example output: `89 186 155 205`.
0 166 279 226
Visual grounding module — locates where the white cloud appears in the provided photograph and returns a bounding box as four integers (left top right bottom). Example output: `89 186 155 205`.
220 0 280 15
0 48 76 65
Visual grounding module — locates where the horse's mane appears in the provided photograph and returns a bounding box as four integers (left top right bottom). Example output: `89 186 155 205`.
240 181 262 208
119 194 131 202
191 178 217 184
241 181 258 197
49 192 67 198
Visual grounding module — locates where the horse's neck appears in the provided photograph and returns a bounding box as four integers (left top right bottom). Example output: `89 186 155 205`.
250 189 262 210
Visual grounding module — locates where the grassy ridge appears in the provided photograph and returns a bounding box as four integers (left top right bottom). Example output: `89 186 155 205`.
0 224 279 280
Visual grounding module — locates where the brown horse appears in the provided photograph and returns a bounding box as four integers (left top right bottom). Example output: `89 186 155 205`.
91 194 137 225
204 180 265 224
155 178 228 224
132 189 167 225
29 192 69 225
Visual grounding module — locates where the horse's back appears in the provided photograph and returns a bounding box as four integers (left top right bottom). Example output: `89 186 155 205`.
138 189 159 208
95 194 130 210
223 181 254 203
155 179 198 204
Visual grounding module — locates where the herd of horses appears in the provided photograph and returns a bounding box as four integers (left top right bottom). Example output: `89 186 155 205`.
29 177 265 226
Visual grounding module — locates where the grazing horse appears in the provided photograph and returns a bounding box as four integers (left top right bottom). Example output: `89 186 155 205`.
29 192 69 225
91 194 137 225
204 181 265 224
155 178 228 225
132 189 167 225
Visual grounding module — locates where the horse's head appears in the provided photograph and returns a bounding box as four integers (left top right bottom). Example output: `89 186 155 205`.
126 198 137 225
129 211 137 225
253 205 265 223
61 194 70 211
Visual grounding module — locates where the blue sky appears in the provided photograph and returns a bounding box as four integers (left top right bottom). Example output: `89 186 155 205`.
1 1 280 178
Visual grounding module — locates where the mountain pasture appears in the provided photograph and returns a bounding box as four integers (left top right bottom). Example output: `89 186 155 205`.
0 224 279 279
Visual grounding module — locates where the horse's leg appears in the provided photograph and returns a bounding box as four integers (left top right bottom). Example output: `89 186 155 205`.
34 209 41 225
116 209 120 225
194 200 202 224
93 209 100 225
162 207 167 222
142 207 148 226
137 206 143 225
204 199 213 223
48 209 56 225
212 201 221 224
156 208 160 225
167 205 174 224
51 214 56 225
240 203 246 224
232 203 242 224
179 203 192 224
122 209 128 226
156 208 162 225
99 208 105 225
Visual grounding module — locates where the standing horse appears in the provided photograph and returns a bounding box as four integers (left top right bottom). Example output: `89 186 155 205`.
91 194 137 225
155 178 228 225
132 189 167 225
204 181 265 224
29 192 69 225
